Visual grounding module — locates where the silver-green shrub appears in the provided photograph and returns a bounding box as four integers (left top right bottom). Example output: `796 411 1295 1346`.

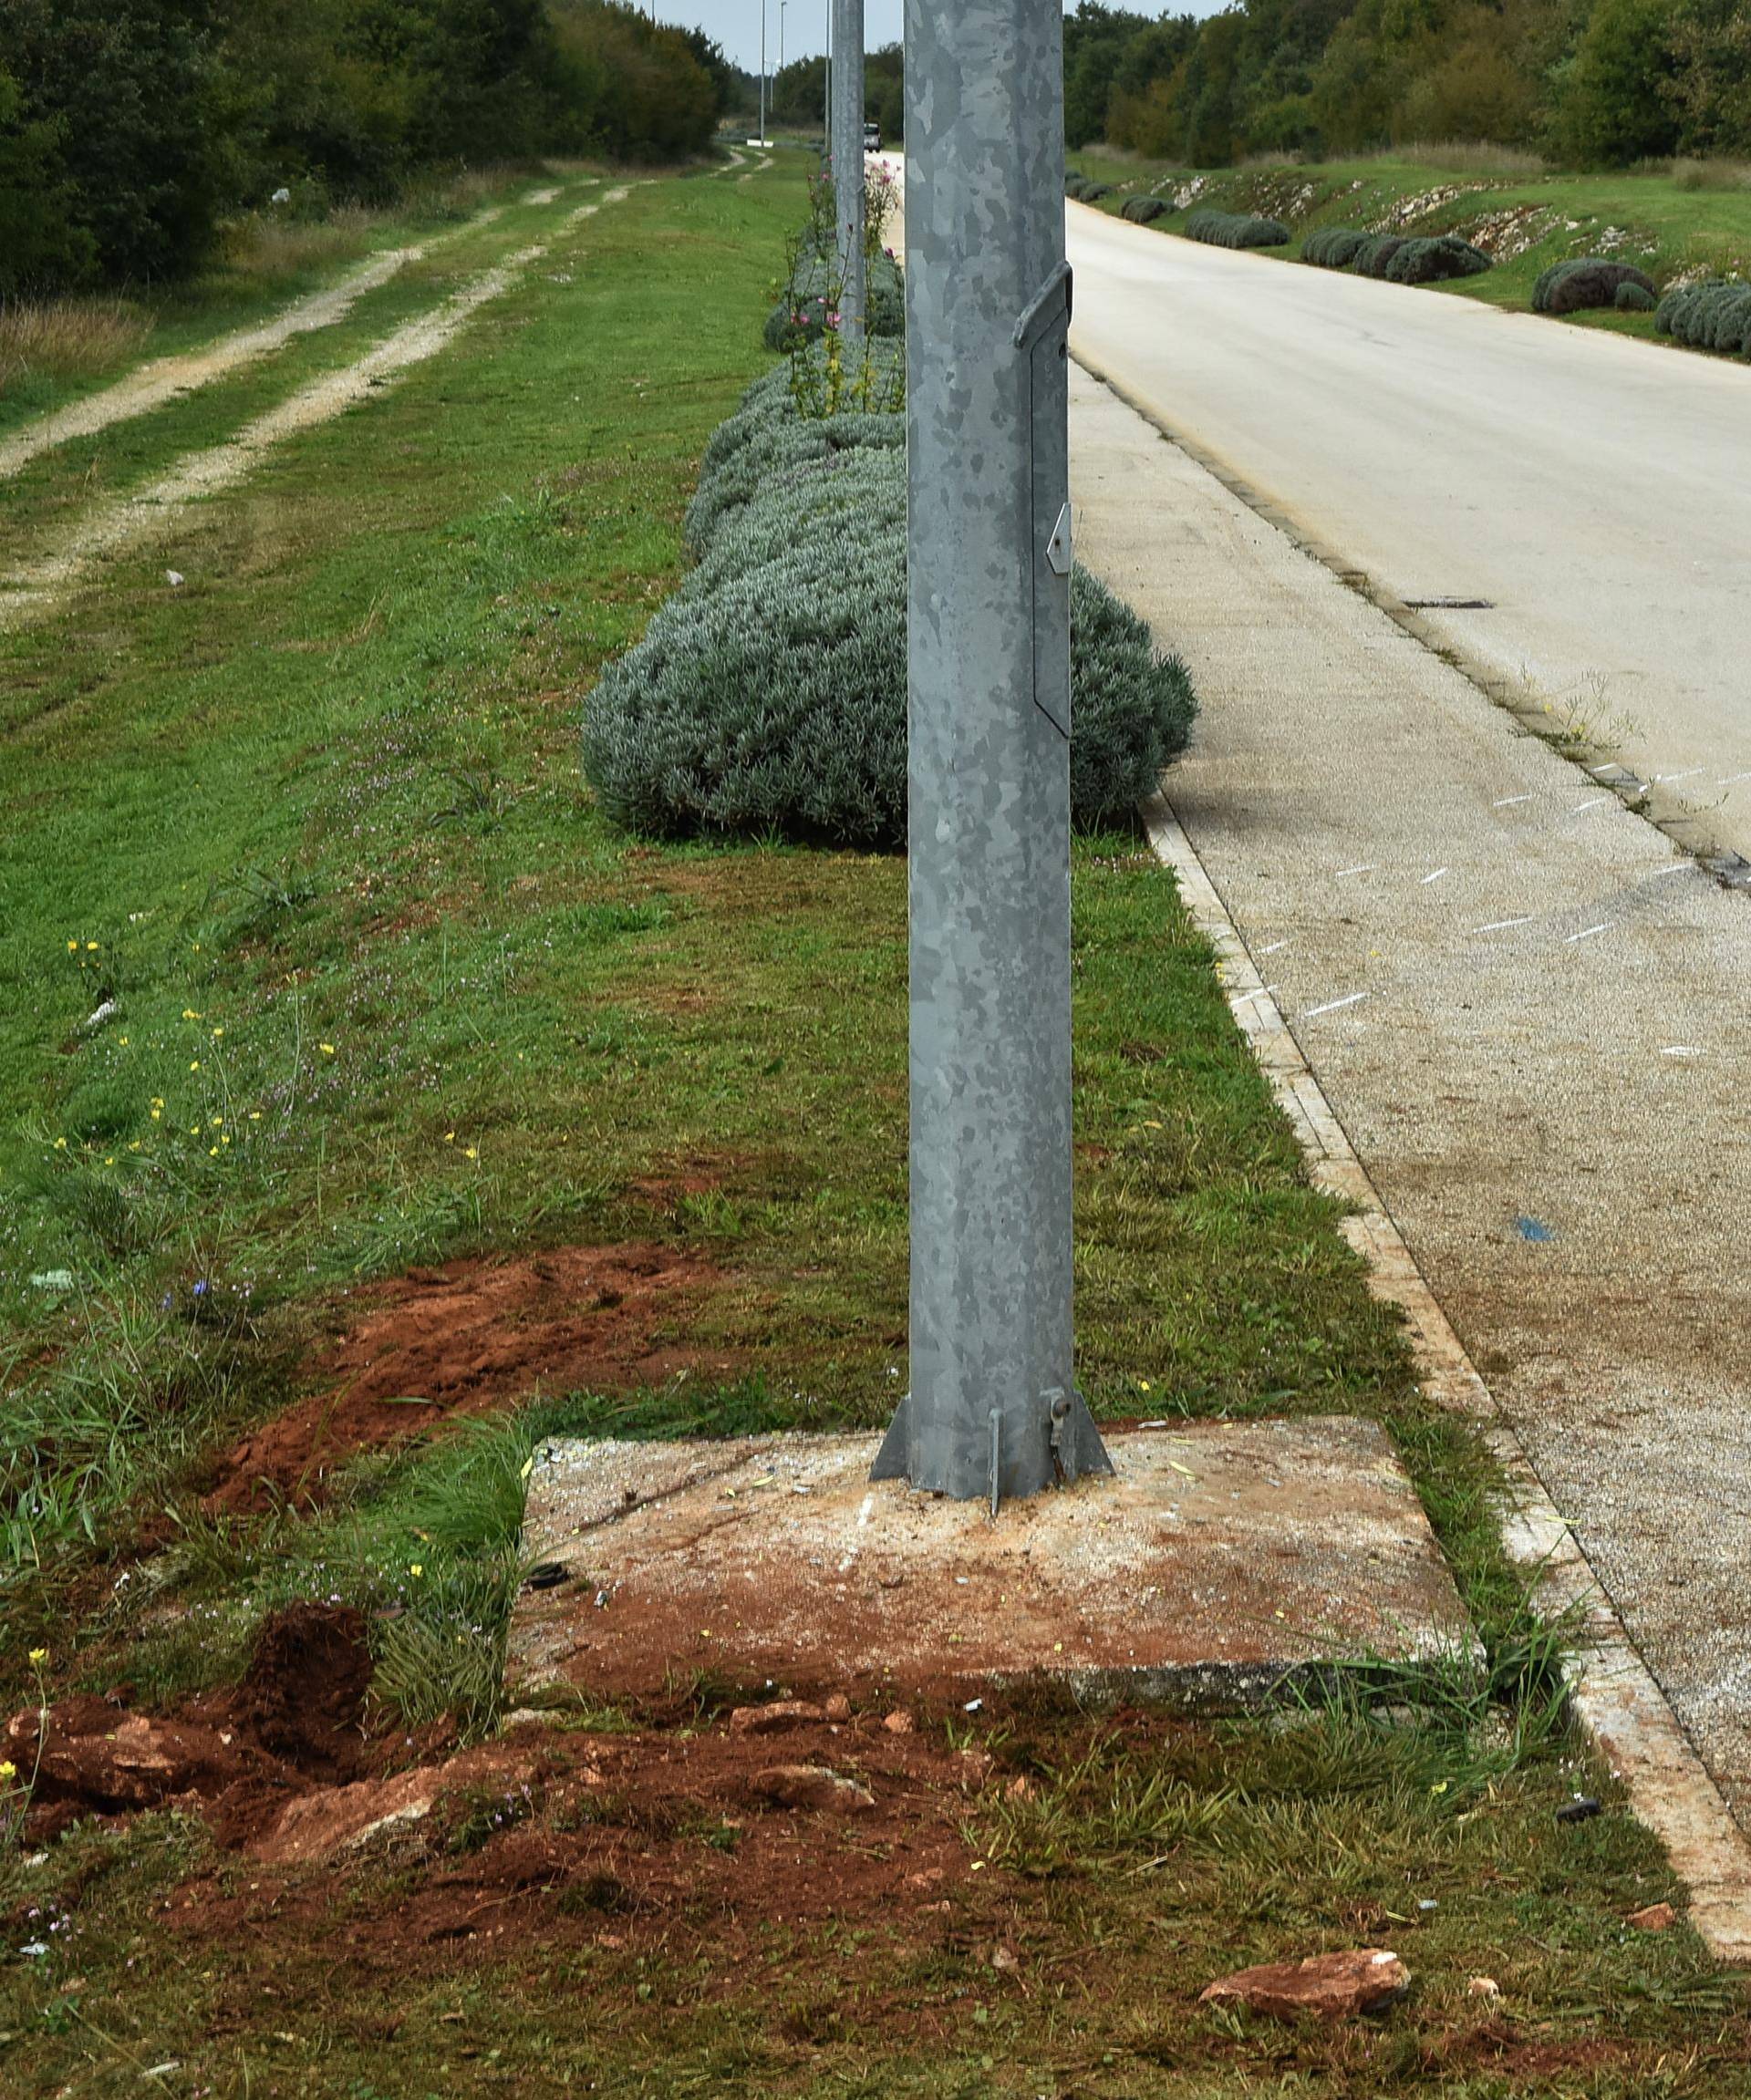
1352 234 1407 278
1185 209 1290 250
764 241 904 351
583 368 1196 848
1384 235 1493 284
1533 258 1657 316
1656 280 1751 357
1301 226 1368 269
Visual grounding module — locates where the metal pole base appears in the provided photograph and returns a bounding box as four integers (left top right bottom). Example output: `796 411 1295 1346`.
872 1388 1113 1513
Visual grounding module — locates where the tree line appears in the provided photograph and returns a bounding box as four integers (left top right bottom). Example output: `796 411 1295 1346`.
763 2 1747 171
0 0 734 298
1067 0 1749 169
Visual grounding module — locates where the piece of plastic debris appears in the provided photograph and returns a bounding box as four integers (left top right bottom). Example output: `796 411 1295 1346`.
29 1271 74 1293
1516 1216 1554 1243
963 1698 983 1713
165 571 184 588
1556 1795 1601 1824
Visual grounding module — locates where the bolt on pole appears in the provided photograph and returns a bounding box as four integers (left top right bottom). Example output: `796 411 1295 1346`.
830 0 865 343
874 0 1111 1507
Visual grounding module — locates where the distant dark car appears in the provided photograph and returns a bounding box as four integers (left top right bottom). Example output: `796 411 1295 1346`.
864 122 881 152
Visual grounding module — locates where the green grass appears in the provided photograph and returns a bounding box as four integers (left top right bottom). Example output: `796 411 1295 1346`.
0 150 1747 2095
1070 148 1751 348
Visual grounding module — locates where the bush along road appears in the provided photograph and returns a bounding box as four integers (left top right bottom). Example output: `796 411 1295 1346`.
0 150 1747 2095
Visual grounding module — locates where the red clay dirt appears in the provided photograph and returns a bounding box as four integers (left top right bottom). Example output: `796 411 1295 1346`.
7 1601 1000 1975
204 1242 717 1513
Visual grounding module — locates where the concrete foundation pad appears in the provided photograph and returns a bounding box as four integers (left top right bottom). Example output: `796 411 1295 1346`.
508 1421 1478 1710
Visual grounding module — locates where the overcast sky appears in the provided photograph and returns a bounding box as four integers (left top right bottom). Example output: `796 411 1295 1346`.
656 2 1229 74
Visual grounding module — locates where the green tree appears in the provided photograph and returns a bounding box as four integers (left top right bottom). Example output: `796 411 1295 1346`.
1665 0 1751 157
1549 0 1680 164
1063 2 1157 148
0 67 93 295
547 3 716 160
2 0 230 285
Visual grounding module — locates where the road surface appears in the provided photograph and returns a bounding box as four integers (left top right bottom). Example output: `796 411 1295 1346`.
1066 202 1751 863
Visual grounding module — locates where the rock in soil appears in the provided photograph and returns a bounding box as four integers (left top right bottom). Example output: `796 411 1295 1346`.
7 1702 246 1836
749 1764 876 1815
1199 1948 1408 2021
728 1701 825 1735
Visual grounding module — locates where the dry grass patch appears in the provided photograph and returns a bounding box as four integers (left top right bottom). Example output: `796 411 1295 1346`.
0 297 152 396
218 205 383 280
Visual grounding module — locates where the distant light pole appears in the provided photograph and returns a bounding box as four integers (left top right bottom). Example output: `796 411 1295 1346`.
830 0 865 343
873 0 1111 1507
779 1 787 111
759 0 768 145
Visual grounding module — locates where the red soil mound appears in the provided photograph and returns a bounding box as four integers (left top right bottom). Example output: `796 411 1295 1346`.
205 1242 716 1513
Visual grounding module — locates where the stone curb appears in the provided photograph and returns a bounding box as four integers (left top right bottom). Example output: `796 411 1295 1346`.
1143 791 1751 1966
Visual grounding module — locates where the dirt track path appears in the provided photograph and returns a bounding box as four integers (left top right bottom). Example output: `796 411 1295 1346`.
0 189 627 629
0 191 573 483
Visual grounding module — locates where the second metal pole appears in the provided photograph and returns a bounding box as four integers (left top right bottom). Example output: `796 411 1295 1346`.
830 0 865 343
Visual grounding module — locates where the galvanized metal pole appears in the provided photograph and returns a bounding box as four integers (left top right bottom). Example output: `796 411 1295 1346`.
874 0 1111 1505
830 0 865 342
759 0 768 145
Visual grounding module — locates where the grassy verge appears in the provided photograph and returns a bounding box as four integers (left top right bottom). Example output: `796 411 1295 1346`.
0 150 1746 2094
1070 147 1751 346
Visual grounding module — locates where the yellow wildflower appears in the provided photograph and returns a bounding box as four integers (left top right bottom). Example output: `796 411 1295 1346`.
319 1042 336 1057
0 1761 15 1783
28 1648 47 1665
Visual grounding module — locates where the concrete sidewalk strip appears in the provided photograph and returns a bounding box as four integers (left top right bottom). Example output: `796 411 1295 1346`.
1146 795 1751 1965
508 1423 1477 1712
1068 362 1751 1960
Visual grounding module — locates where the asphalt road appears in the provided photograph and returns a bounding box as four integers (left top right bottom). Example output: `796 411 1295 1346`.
1065 202 1751 863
